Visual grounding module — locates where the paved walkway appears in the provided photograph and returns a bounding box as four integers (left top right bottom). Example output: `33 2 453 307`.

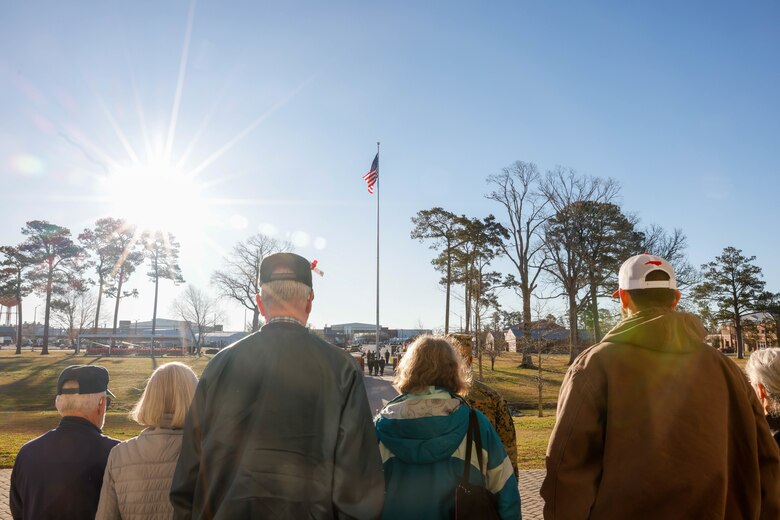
1 469 9 520
0 468 545 519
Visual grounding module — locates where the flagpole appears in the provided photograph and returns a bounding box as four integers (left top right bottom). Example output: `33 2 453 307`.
375 141 380 357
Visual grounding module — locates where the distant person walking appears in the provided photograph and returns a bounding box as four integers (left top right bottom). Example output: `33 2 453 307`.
746 348 780 448
171 253 384 518
375 335 520 519
541 254 780 518
378 357 386 376
10 365 119 520
96 362 198 520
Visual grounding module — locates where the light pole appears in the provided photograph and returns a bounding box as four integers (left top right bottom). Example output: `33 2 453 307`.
30 304 41 351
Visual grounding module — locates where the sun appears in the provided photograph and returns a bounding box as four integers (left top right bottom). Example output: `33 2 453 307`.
97 159 209 239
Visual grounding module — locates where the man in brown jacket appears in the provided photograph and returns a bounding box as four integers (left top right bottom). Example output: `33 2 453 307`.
541 254 780 519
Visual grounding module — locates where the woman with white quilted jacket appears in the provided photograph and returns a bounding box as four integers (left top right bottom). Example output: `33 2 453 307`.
96 362 198 520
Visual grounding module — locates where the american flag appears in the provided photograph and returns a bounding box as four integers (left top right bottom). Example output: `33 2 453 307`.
363 153 379 194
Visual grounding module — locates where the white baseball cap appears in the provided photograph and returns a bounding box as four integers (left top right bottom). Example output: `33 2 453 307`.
611 254 677 297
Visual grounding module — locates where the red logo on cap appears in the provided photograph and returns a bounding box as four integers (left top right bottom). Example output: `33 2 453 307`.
645 261 662 266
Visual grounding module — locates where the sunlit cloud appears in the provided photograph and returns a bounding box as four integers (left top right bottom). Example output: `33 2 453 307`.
314 237 327 250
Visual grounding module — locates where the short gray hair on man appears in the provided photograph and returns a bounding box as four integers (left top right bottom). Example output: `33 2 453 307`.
55 380 104 416
260 279 312 308
746 348 780 405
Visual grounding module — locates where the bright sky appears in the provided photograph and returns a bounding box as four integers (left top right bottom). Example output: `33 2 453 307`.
2 1 779 332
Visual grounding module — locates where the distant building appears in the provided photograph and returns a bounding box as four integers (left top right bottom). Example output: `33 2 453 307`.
0 326 16 345
78 318 196 350
710 313 778 353
504 320 592 352
323 323 390 345
389 329 433 341
203 331 247 349
483 331 508 352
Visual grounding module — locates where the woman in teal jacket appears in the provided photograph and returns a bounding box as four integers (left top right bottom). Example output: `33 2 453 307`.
374 336 521 519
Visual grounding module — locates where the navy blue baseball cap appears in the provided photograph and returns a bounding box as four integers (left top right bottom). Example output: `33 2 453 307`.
260 253 313 288
57 365 115 397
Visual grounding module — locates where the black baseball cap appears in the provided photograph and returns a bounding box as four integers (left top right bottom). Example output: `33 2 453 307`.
260 253 313 288
57 365 115 397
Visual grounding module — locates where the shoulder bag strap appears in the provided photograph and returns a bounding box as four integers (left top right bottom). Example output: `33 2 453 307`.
462 408 476 484
471 408 486 477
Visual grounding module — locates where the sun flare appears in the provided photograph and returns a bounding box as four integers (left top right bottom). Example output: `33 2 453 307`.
98 161 208 239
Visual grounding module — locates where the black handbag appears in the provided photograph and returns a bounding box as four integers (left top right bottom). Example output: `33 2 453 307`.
454 408 501 520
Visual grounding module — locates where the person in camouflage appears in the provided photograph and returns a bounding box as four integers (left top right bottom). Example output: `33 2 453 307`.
449 334 518 478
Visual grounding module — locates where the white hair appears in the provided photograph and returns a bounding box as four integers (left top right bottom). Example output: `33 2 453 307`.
55 380 104 416
260 279 311 308
746 348 780 399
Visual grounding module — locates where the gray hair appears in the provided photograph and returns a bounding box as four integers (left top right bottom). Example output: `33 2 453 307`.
746 348 780 400
55 380 104 415
260 279 311 307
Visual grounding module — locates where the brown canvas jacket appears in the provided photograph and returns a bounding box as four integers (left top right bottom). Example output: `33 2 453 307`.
541 308 780 519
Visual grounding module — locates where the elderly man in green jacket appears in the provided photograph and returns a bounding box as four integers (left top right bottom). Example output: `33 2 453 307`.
171 253 384 519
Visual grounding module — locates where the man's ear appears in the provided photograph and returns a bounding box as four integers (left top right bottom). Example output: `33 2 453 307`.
305 291 314 315
672 289 682 309
757 383 768 401
256 294 267 318
618 289 631 309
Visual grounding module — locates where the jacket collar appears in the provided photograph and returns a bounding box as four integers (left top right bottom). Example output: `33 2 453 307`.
264 317 306 328
58 415 101 433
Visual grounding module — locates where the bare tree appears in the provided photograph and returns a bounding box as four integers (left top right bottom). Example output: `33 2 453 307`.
212 234 290 332
171 285 223 355
484 312 507 371
540 168 620 363
486 161 548 367
51 289 97 346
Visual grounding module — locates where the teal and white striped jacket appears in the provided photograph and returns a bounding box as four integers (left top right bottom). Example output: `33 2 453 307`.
374 387 521 519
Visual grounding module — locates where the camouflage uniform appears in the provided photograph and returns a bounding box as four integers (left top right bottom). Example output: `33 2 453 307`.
465 379 518 478
448 333 519 477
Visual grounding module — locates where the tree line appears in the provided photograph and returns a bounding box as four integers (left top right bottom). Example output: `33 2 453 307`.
412 160 779 364
0 218 183 355
0 217 292 355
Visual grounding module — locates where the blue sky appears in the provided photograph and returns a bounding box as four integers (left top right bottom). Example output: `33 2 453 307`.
1 1 779 331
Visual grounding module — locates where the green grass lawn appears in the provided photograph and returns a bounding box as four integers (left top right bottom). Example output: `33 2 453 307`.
0 349 210 467
0 347 750 470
